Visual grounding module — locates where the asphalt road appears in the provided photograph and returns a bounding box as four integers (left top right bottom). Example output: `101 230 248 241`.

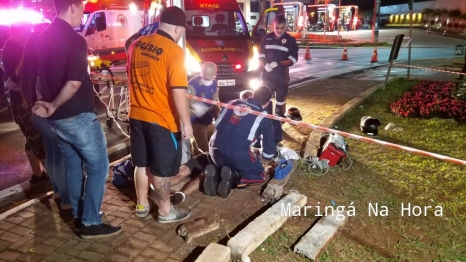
0 28 462 204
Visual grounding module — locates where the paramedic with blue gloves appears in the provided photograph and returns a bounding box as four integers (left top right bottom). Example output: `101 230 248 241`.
207 86 276 198
259 14 298 142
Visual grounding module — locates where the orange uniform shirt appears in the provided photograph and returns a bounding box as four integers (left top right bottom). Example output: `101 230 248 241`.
128 31 188 132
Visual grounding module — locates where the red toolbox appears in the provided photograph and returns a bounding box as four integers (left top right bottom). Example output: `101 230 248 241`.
319 143 347 167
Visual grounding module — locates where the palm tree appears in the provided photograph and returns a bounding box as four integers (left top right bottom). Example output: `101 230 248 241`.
422 8 433 26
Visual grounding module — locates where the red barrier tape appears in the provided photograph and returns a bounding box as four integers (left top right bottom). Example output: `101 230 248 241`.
394 63 465 76
188 94 466 166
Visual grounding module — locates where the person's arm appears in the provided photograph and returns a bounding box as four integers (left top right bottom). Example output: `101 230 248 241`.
274 37 298 68
5 77 21 91
168 48 192 138
258 36 267 67
34 81 81 117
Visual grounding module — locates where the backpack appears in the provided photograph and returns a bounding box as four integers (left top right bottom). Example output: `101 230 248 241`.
111 159 135 187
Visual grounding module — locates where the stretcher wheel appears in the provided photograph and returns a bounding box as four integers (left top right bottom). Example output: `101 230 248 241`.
106 119 113 128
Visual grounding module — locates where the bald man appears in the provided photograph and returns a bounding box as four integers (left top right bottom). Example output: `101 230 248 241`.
187 62 219 156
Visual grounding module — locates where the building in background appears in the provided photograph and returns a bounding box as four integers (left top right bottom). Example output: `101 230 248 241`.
381 0 466 28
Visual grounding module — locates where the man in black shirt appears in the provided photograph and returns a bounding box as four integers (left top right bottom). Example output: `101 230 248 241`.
2 22 48 184
33 0 121 239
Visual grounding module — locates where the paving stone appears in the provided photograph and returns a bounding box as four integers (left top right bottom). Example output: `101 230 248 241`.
117 246 141 258
66 249 81 257
132 255 152 262
43 252 72 262
42 237 67 248
122 218 146 228
31 243 55 256
69 257 86 262
87 242 112 254
141 247 169 261
9 225 33 235
127 237 151 250
164 258 181 262
55 239 79 253
73 241 91 251
109 217 126 226
105 198 126 206
0 221 15 230
0 250 22 261
16 236 45 253
5 216 26 224
132 231 157 243
108 232 133 247
77 250 104 262
149 240 175 253
16 211 35 219
0 231 21 243
0 240 10 252
109 210 132 219
102 253 131 262
16 253 46 262
101 204 120 211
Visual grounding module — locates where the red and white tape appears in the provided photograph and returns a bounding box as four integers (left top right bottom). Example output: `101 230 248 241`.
394 63 465 76
188 94 466 166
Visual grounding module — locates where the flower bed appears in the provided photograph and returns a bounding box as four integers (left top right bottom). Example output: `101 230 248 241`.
390 80 466 120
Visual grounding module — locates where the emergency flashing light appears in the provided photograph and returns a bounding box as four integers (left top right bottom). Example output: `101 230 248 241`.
0 8 44 25
235 64 242 70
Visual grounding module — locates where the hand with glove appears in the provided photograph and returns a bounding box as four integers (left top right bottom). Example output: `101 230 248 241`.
264 63 273 72
269 61 278 69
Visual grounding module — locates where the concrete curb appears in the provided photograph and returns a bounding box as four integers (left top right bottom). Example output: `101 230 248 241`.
227 191 307 259
304 83 384 158
0 154 131 220
195 243 231 262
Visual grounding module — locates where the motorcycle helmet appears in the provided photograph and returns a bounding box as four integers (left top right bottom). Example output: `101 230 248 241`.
286 107 302 121
360 116 381 136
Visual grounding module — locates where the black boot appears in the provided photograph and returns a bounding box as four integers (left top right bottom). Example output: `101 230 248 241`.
203 164 219 196
217 166 240 198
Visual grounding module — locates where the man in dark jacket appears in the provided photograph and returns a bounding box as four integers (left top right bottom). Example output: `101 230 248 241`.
259 14 298 143
207 86 276 198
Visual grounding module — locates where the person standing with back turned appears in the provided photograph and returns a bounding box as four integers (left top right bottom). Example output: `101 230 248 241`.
33 0 121 239
259 14 298 144
127 6 193 223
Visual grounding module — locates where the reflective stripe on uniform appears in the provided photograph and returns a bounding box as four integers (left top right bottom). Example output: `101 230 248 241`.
288 55 297 63
262 151 275 159
247 111 267 141
215 100 235 127
276 101 286 105
265 45 289 52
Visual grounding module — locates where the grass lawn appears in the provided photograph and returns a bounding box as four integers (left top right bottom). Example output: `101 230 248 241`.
249 78 466 261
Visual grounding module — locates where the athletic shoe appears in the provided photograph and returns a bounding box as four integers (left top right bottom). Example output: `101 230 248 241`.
203 164 219 196
157 205 191 224
80 223 122 239
217 166 233 198
136 203 150 218
171 191 186 205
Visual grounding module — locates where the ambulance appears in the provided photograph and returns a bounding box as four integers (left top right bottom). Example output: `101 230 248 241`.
182 0 261 95
76 0 145 61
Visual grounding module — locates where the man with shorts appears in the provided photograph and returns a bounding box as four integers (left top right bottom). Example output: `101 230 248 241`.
127 6 193 223
259 14 298 144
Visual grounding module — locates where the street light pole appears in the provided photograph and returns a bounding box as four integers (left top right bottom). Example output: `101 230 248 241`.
371 0 380 43
407 0 413 80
